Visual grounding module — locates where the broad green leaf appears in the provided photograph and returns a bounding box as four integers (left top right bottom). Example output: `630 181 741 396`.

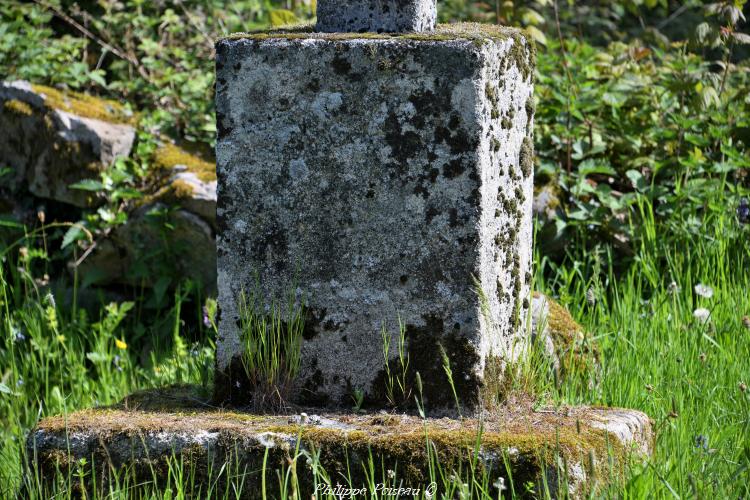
626 170 648 192
525 26 547 46
61 225 85 249
69 179 106 191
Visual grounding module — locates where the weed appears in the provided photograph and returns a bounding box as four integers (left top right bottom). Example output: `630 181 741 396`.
237 289 304 412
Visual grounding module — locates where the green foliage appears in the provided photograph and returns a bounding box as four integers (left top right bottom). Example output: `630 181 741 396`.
535 193 750 498
1 0 750 497
0 2 105 89
0 241 215 492
536 34 749 260
0 1 313 147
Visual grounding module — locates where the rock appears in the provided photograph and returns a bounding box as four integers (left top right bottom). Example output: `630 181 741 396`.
531 293 599 385
533 183 567 253
27 387 653 499
151 141 217 228
533 184 561 221
316 0 437 33
74 140 217 293
77 202 216 293
214 24 536 410
0 81 135 207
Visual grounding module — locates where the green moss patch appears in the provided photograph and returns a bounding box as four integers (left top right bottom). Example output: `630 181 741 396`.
29 84 136 125
221 23 525 44
31 387 649 497
535 293 600 382
3 99 33 116
153 141 216 183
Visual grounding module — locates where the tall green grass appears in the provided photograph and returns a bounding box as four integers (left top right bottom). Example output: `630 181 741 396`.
237 289 304 411
0 237 214 497
1 192 749 497
537 195 750 498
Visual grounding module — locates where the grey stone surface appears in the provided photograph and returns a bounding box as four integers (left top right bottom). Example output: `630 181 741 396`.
27 388 653 498
316 0 437 33
530 292 600 386
165 168 217 227
531 292 559 372
215 25 536 411
0 80 135 207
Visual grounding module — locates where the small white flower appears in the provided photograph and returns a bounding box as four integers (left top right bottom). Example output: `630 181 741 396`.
493 476 507 491
387 469 395 479
694 284 714 299
693 308 711 324
668 281 680 295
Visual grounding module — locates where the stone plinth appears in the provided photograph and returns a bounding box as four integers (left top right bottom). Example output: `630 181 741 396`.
27 388 653 498
316 0 437 33
215 24 536 411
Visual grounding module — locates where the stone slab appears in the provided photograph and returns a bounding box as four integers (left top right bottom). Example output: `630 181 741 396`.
0 81 135 207
316 0 437 33
27 388 653 499
214 24 536 411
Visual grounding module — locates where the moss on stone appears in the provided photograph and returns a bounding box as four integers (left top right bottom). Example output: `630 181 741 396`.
29 84 135 125
535 293 600 383
520 136 535 178
153 142 216 183
30 387 645 498
543 294 584 345
509 31 536 82
220 23 525 44
4 99 33 116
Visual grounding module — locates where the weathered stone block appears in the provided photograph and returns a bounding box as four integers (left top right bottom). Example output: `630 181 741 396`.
316 0 437 33
215 24 536 411
27 388 653 498
0 81 135 207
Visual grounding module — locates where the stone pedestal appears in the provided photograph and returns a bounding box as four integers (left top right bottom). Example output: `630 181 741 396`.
28 387 653 499
215 24 536 411
316 0 437 33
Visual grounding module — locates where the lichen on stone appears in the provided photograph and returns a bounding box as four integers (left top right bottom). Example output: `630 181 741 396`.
508 31 536 82
520 136 535 177
28 387 650 497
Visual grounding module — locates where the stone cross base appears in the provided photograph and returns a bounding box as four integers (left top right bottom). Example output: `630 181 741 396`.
27 388 653 497
215 24 535 411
